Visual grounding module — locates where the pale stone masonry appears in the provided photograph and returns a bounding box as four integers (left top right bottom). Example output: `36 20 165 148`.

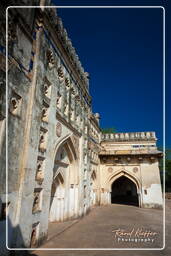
0 0 163 251
100 132 163 208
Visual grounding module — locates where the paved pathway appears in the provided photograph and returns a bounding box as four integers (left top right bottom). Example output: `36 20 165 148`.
30 201 171 256
41 204 163 249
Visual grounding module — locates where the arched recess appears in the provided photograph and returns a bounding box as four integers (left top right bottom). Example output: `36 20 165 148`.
49 172 65 222
90 170 98 206
53 136 78 185
106 170 141 207
49 135 79 223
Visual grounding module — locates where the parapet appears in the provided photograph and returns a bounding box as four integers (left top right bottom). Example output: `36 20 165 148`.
101 132 157 142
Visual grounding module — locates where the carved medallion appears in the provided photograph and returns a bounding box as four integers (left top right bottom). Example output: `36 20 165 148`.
133 167 138 173
108 167 113 173
56 122 62 137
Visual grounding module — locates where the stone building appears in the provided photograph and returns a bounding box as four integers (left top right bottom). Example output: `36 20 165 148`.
0 1 163 251
99 132 163 208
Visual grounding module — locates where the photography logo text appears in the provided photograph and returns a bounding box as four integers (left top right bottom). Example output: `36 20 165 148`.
112 228 158 243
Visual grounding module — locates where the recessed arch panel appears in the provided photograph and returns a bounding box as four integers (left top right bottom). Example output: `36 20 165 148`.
106 170 141 193
111 176 139 206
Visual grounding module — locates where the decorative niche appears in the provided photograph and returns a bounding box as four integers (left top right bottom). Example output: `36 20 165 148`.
30 222 40 248
65 77 70 88
35 156 45 185
39 127 48 153
41 101 49 123
9 91 22 116
57 66 64 83
32 188 43 214
43 77 51 99
46 49 55 69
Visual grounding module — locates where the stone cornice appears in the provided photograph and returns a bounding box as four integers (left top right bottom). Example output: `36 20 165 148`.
99 150 163 157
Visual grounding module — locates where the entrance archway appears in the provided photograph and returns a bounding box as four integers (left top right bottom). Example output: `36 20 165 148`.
49 136 78 223
111 176 139 206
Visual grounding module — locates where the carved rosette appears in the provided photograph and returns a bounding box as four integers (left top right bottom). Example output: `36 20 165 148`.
56 122 62 137
108 167 113 173
133 167 138 173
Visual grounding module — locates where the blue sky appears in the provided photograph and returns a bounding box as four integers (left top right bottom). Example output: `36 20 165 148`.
53 0 171 148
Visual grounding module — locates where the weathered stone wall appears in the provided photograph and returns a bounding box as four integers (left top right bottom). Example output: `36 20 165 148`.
140 161 163 208
0 5 37 249
1 4 96 249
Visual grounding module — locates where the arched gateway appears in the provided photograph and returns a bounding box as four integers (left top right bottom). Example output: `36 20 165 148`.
49 137 78 222
104 170 141 207
111 176 139 206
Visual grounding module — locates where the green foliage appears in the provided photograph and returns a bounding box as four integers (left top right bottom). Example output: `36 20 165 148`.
159 148 171 192
165 159 171 192
101 127 117 134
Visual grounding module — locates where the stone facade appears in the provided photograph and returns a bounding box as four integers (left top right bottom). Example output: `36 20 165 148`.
99 132 163 208
0 1 163 251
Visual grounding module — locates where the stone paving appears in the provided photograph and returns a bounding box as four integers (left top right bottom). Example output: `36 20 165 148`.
47 220 79 242
29 200 171 256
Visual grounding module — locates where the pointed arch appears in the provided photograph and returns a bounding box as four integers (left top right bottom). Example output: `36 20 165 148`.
53 171 64 185
49 134 79 223
111 175 139 206
53 135 77 164
106 170 141 193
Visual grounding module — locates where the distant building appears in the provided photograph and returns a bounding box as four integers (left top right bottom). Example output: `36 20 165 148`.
0 1 163 251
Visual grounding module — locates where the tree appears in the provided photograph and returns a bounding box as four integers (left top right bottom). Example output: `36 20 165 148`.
159 148 171 192
101 127 117 134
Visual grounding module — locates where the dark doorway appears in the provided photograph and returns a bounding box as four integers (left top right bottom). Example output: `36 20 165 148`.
111 176 139 206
